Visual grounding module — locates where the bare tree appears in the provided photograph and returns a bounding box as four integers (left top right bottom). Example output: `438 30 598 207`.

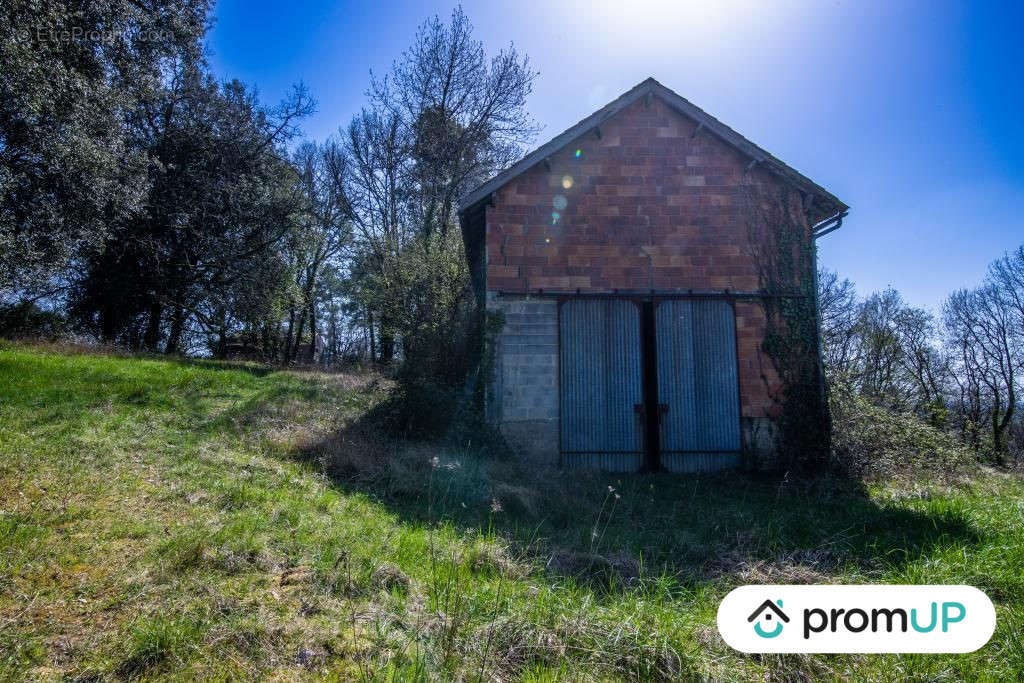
856 289 908 404
944 290 986 450
943 282 1020 461
817 268 860 379
282 140 352 364
343 108 410 362
989 245 1024 366
893 306 946 411
988 246 1024 457
369 6 539 239
343 6 538 366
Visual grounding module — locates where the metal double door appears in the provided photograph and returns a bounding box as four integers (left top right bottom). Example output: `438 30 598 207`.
559 298 741 472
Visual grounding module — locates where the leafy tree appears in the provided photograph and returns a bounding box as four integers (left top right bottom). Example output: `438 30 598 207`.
328 7 537 433
281 141 352 364
345 6 536 360
0 0 210 292
69 63 313 353
343 107 411 362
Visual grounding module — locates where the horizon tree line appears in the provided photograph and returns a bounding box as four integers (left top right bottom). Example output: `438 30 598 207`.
818 246 1024 462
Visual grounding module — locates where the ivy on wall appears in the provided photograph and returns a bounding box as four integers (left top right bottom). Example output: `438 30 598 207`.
742 179 831 472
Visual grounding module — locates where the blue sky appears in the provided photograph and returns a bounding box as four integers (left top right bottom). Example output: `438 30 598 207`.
208 0 1023 312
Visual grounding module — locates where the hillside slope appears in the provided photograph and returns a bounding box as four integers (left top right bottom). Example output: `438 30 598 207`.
1 343 1022 680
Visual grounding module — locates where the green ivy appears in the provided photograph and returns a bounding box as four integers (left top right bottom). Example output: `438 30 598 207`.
743 182 831 472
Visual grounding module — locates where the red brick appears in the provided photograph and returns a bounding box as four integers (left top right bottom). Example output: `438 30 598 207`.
482 98 810 417
487 265 519 279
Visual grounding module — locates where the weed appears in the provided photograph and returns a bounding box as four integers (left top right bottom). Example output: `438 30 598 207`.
118 615 208 677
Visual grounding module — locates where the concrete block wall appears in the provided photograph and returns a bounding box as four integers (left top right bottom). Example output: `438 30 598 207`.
487 295 560 463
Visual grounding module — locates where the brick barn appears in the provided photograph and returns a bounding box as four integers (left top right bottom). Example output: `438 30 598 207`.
458 78 848 472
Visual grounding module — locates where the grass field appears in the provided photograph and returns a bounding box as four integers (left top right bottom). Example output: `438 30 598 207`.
1 342 1022 680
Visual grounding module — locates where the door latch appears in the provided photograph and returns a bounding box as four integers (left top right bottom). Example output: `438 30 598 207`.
635 403 669 423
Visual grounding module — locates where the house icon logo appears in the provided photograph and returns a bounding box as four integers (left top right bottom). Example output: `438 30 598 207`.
748 599 790 638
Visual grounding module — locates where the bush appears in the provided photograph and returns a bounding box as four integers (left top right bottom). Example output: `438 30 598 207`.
829 380 978 481
372 374 460 438
0 301 68 340
365 230 506 444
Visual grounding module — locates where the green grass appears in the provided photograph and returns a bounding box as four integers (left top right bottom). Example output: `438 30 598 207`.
1 341 1022 680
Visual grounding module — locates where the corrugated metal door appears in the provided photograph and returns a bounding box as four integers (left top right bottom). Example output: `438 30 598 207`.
655 300 741 472
559 300 644 471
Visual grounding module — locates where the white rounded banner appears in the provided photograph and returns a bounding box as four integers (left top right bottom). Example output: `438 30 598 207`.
717 585 996 653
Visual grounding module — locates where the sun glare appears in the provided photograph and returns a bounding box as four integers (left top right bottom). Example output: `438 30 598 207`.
553 0 792 62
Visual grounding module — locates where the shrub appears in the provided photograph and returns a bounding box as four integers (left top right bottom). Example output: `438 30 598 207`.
0 301 68 340
829 380 978 481
374 374 461 438
368 231 505 444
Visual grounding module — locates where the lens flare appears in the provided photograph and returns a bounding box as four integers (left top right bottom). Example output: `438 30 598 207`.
574 149 582 159
561 175 574 189
552 194 568 210
551 211 561 225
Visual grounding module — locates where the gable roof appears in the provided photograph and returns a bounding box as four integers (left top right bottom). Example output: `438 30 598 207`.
458 77 848 223
747 599 790 623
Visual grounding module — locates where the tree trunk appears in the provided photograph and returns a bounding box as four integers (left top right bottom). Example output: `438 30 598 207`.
368 309 376 362
127 321 142 352
284 306 296 364
99 304 118 343
332 306 340 365
376 310 396 364
293 306 308 364
308 297 318 364
165 306 185 355
379 328 395 364
143 301 163 351
215 326 228 359
993 401 1013 464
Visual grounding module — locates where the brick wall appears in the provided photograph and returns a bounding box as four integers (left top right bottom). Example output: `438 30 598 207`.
484 97 800 419
735 301 780 418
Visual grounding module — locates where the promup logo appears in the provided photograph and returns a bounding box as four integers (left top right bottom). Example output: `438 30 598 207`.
748 599 789 638
718 585 996 653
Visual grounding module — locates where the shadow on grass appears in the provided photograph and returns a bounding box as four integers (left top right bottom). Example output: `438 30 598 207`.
171 357 277 378
173 356 376 380
291 412 983 590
